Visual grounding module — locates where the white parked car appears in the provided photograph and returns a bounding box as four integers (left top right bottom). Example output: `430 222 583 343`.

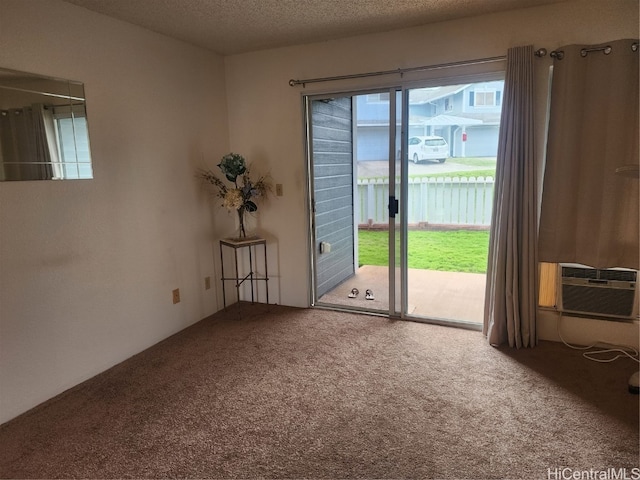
408 136 449 163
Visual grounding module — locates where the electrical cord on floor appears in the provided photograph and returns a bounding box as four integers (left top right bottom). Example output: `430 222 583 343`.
556 312 640 364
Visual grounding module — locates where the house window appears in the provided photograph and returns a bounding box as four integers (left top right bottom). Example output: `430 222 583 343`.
53 108 93 179
469 90 501 107
444 98 453 111
366 92 390 103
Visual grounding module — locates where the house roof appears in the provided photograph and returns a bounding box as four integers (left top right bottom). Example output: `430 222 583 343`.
60 0 572 55
450 111 503 125
409 85 470 104
361 114 486 128
417 114 483 126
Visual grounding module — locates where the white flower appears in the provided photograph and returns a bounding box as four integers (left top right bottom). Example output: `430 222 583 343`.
222 189 243 210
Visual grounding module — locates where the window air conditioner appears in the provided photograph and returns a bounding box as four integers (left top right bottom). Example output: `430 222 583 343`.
559 264 638 320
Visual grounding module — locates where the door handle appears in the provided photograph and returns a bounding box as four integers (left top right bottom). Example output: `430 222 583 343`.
388 196 399 218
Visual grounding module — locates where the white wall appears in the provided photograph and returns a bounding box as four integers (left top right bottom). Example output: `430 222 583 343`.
224 0 639 337
0 0 229 423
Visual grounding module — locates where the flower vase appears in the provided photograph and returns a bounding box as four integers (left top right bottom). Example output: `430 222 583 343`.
232 207 256 240
236 207 247 240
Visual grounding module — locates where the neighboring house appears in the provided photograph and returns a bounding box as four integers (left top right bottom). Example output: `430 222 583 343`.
355 81 504 161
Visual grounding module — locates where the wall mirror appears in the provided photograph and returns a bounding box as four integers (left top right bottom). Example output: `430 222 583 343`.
0 67 93 181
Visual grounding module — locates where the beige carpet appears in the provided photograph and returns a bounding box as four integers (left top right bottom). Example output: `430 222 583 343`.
1 303 638 479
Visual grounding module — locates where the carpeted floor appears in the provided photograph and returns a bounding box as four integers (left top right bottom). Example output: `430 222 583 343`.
1 303 638 479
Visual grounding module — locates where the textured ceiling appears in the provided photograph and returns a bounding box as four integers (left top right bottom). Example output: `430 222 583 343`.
61 0 569 55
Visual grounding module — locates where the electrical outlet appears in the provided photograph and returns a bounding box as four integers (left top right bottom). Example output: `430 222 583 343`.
275 184 283 196
172 288 180 304
205 276 211 290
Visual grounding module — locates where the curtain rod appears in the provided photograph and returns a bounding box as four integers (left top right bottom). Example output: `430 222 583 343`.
539 42 640 61
288 54 508 88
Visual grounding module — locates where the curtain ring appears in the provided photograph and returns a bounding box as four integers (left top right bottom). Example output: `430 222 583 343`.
550 50 564 60
581 46 612 57
534 48 547 57
632 42 639 52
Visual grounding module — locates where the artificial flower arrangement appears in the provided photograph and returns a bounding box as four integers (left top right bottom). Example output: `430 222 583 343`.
198 153 271 239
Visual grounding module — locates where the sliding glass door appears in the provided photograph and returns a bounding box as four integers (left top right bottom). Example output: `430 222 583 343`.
402 78 503 325
306 74 503 326
307 89 400 315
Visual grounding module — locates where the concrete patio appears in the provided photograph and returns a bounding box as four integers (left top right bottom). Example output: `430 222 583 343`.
318 265 486 325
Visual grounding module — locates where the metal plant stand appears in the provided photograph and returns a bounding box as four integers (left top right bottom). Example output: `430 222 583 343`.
219 237 269 308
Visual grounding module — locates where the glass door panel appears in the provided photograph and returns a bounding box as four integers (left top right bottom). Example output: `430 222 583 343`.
404 79 503 325
308 91 395 314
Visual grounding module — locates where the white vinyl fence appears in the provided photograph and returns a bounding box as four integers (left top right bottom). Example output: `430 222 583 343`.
358 176 495 227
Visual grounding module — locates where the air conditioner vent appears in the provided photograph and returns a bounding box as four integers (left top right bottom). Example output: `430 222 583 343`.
561 267 598 279
560 265 638 320
598 269 637 282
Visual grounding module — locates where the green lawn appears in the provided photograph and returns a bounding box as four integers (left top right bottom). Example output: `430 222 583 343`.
361 157 497 181
359 229 490 273
413 157 496 179
410 169 495 179
447 157 497 167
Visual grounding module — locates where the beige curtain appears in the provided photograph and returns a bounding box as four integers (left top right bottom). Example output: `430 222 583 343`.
484 45 538 348
539 39 639 270
0 104 55 180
